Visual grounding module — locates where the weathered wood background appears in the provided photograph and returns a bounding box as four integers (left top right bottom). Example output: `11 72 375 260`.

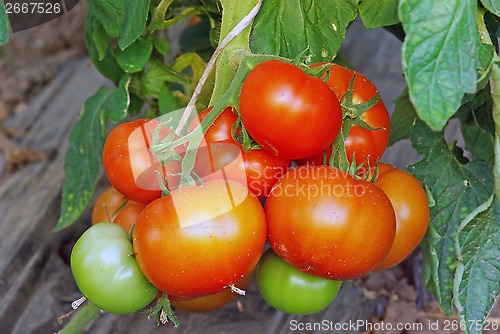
0 19 454 334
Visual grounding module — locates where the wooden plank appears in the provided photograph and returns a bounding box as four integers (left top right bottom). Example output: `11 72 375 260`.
0 58 109 333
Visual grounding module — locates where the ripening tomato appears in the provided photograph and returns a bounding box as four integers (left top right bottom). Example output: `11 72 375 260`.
133 179 266 298
326 64 390 165
189 106 238 144
265 165 396 280
113 201 147 234
257 248 342 315
303 63 390 166
71 223 158 314
373 163 429 270
239 60 342 160
91 186 130 224
194 141 291 200
102 119 181 204
171 269 255 313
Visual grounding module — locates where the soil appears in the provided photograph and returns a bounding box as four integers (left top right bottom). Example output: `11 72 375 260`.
0 3 498 333
0 3 87 172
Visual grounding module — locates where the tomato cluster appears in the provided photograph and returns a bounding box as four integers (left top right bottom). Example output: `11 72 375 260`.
70 61 429 318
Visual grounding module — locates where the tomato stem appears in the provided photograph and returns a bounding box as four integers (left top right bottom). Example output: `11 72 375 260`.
59 302 101 334
209 0 262 105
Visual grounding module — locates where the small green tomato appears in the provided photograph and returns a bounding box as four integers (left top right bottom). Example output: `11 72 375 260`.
70 222 158 314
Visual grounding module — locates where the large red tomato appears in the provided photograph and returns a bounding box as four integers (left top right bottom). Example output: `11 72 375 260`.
102 119 181 204
265 165 396 280
239 60 342 160
133 179 266 298
374 163 429 270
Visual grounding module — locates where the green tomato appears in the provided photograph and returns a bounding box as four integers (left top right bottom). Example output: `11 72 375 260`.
257 248 342 315
70 222 158 314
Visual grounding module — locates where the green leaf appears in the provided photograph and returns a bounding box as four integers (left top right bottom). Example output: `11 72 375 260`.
408 120 494 315
400 0 478 131
129 58 189 99
481 0 500 17
85 13 124 84
118 0 150 50
87 0 126 39
158 83 181 115
0 1 8 46
388 87 417 146
250 0 359 63
128 94 144 116
153 36 170 56
454 195 500 334
91 19 110 61
116 38 153 73
55 87 114 231
359 0 400 29
458 90 495 165
103 74 131 122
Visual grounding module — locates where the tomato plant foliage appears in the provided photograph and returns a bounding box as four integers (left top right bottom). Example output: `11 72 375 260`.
51 0 500 332
0 1 8 46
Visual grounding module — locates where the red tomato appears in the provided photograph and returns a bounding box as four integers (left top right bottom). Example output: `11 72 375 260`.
298 64 390 167
189 106 238 144
91 186 130 224
113 201 147 234
239 60 342 160
374 163 429 270
133 179 266 298
265 165 396 280
194 141 291 200
102 119 181 204
171 269 254 313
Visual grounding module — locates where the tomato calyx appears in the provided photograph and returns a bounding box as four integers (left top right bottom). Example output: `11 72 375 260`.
340 73 382 130
231 111 262 152
144 293 180 327
320 73 384 179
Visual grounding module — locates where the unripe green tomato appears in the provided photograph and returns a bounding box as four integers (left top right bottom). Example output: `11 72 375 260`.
70 222 158 314
256 248 342 315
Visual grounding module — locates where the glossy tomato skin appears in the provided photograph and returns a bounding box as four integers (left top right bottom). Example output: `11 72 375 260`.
265 165 396 280
171 269 255 313
239 60 342 160
257 248 342 315
194 141 292 200
102 119 180 204
113 201 147 234
190 106 238 144
374 163 429 270
91 186 129 224
133 179 267 298
70 223 158 314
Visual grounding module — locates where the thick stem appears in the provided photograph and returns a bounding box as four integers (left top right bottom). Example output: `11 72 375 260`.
491 59 500 200
209 0 261 105
175 0 262 135
59 302 101 334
